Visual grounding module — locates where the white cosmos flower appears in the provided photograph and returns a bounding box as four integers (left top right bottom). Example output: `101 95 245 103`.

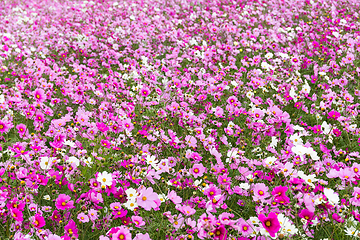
43 195 51 200
158 193 169 203
345 226 359 237
324 188 339 206
321 121 332 134
265 156 277 166
64 140 76 148
40 156 55 170
82 157 93 167
291 145 310 156
298 171 318 188
124 199 138 211
239 183 250 190
307 148 320 160
146 155 159 168
289 133 303 145
125 188 138 199
66 156 80 167
97 171 113 187
278 214 298 236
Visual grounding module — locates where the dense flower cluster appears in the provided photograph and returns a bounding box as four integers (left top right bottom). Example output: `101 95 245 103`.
0 0 360 239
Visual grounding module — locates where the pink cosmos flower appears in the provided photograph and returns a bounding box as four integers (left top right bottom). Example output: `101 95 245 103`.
185 135 197 148
47 234 62 240
32 214 45 229
219 212 234 225
112 208 127 219
134 233 151 240
237 218 253 236
96 122 109 133
64 219 78 238
88 209 98 222
55 194 75 210
191 163 206 178
252 108 264 119
137 187 159 211
168 190 182 204
33 88 46 103
123 119 134 132
99 236 110 240
175 205 196 216
328 110 341 120
16 123 28 137
258 212 281 238
101 139 111 149
11 208 23 222
204 184 221 200
272 186 290 205
0 120 10 134
212 224 227 240
77 212 89 223
112 226 132 240
299 209 314 222
350 187 360 206
131 215 145 227
333 128 342 137
140 87 150 97
332 213 344 223
172 214 185 230
214 106 224 118
252 183 270 202
51 210 61 223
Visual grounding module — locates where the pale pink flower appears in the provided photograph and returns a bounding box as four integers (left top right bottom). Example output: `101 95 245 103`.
137 187 159 211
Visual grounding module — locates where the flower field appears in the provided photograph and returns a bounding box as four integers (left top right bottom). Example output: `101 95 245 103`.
1 0 360 239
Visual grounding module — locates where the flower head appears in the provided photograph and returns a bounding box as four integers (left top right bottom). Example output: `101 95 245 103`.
258 212 281 237
96 171 113 188
55 194 75 210
32 213 45 229
212 224 227 240
137 187 159 211
64 219 78 238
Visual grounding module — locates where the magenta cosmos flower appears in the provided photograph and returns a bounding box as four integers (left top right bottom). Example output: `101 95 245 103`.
140 87 150 97
55 194 75 210
137 187 160 211
272 186 290 205
0 120 10 134
299 209 314 222
212 224 227 240
32 213 46 229
11 208 23 222
33 88 46 103
258 212 281 237
64 219 78 238
328 110 341 120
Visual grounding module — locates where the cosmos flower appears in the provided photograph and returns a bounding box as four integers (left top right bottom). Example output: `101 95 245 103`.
77 212 89 223
112 225 132 240
137 187 159 211
328 110 341 120
252 183 270 202
191 163 206 178
212 224 227 240
64 219 78 238
96 171 113 188
258 212 281 238
0 120 10 134
33 88 46 103
32 214 45 229
55 194 75 210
